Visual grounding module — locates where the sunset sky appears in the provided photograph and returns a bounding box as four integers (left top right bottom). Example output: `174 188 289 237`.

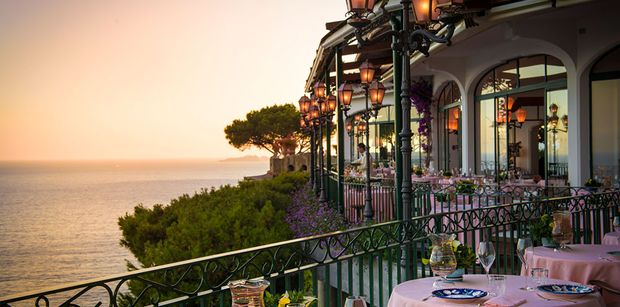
0 1 344 161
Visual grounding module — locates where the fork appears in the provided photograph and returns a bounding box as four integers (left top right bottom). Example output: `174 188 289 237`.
421 294 433 301
536 293 577 303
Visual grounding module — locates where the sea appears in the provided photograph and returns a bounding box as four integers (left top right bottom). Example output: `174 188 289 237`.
0 159 269 301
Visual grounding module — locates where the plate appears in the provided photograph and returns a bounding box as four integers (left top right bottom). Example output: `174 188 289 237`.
431 288 487 303
607 251 620 260
537 284 594 299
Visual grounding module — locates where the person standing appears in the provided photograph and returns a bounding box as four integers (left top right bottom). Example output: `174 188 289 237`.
352 143 373 177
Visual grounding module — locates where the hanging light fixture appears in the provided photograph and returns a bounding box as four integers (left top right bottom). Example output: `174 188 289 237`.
338 82 354 114
298 95 311 115
452 107 459 120
357 120 366 133
345 0 376 14
359 60 375 85
515 108 527 124
561 114 568 129
313 81 327 99
368 80 385 110
346 121 353 134
327 95 337 115
507 97 516 111
354 114 362 123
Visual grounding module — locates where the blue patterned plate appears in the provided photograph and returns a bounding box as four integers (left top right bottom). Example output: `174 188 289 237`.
431 288 487 303
537 284 594 299
607 251 620 260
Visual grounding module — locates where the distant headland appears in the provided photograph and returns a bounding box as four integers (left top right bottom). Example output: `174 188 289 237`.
219 155 270 162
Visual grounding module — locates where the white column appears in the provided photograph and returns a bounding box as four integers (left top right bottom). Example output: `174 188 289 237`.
567 68 591 186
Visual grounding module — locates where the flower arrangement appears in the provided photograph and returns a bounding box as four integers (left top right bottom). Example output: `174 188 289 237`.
443 171 453 178
584 178 602 188
413 167 424 177
498 170 509 181
422 240 476 269
455 180 477 194
265 290 316 307
410 80 433 154
530 214 554 245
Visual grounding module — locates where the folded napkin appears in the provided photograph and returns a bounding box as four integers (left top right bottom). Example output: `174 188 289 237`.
483 294 526 307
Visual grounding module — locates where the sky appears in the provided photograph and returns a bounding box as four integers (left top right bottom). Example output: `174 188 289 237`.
0 1 345 161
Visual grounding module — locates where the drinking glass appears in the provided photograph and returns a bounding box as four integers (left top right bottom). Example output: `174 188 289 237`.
530 268 548 287
552 210 573 250
488 275 506 296
516 238 534 291
613 216 620 232
344 296 367 307
477 241 496 283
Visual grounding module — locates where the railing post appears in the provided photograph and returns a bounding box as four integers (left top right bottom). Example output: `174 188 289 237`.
391 13 403 221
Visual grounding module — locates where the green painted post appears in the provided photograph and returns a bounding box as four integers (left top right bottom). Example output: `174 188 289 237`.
325 69 332 203
336 47 346 214
390 14 403 221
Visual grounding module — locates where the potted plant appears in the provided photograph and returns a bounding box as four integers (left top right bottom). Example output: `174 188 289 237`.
413 167 424 177
455 180 477 195
422 240 476 281
584 178 602 192
530 214 557 247
265 290 316 307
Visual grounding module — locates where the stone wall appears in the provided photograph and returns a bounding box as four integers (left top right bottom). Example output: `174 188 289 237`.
270 153 311 175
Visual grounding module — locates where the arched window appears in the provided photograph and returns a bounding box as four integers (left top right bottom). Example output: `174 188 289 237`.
437 81 462 172
591 45 620 182
475 54 567 182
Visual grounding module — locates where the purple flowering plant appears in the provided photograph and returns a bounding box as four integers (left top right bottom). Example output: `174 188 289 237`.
410 80 433 154
286 184 347 238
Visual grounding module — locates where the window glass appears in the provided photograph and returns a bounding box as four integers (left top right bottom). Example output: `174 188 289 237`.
547 55 567 81
479 98 496 173
494 60 517 92
477 71 495 96
518 55 546 86
546 89 569 180
592 80 620 180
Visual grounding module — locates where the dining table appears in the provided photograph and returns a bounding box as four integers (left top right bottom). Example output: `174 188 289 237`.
603 231 620 245
522 244 620 305
387 274 605 307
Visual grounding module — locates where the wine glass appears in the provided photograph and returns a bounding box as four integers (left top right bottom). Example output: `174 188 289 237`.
477 241 496 283
344 296 367 307
613 216 620 232
516 238 534 291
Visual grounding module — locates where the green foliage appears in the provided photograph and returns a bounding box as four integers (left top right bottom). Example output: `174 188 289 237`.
584 178 602 187
443 171 453 178
421 240 476 269
224 104 307 155
435 192 449 203
455 180 477 194
118 172 309 304
530 214 553 243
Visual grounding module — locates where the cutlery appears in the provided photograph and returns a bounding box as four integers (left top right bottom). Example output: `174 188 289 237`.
536 293 576 303
421 294 433 301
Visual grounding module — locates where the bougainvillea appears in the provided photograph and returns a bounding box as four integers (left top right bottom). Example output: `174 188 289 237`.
286 184 347 238
410 80 433 154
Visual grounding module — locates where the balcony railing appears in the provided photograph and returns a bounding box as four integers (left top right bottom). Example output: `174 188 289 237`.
1 189 618 307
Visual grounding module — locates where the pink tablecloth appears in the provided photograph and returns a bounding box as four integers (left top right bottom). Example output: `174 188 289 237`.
343 186 394 224
387 274 604 307
603 232 620 245
523 244 620 305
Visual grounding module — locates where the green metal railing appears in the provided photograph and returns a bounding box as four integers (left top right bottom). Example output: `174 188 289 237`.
2 190 618 307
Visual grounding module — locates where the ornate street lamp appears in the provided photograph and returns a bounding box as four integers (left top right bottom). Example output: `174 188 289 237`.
343 0 471 221
338 83 354 115
339 60 386 222
515 108 527 124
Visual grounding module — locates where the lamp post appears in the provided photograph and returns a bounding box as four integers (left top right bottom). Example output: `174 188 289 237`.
547 103 568 175
299 95 314 188
299 82 337 205
342 0 466 221
339 60 385 222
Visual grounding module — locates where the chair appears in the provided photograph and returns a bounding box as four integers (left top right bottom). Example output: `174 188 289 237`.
589 280 620 307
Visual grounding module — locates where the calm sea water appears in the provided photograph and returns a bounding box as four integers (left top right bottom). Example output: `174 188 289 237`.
0 159 268 299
